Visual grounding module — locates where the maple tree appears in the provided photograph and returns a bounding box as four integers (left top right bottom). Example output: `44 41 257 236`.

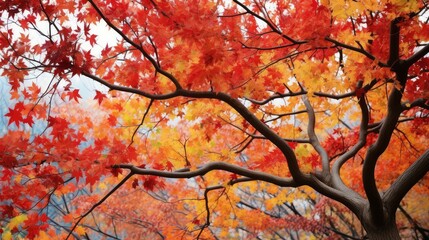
1 0 429 239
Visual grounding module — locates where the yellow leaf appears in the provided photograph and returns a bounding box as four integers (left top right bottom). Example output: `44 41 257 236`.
75 226 86 236
98 182 107 190
1 230 12 240
295 144 310 158
14 174 22 183
7 214 27 230
265 198 277 210
35 231 51 240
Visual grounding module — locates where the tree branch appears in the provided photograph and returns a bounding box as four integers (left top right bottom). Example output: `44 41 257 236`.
82 71 179 100
405 44 429 67
86 0 182 89
362 19 408 225
115 162 298 187
331 92 368 202
175 90 307 182
232 0 304 44
130 99 153 146
325 37 388 67
302 95 330 175
387 18 402 67
66 173 134 240
383 149 429 212
401 98 429 111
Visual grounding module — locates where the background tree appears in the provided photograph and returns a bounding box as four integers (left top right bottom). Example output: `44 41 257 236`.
1 0 428 239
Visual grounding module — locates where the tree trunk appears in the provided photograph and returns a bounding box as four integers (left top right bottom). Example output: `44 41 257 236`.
364 219 401 240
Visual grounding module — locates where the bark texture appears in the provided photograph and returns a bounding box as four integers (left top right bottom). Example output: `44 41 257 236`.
364 218 401 240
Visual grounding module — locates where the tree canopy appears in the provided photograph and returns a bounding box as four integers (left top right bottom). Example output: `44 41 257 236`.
0 0 428 239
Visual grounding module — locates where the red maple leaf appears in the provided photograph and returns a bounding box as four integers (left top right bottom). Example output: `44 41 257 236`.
83 23 90 36
107 114 117 126
192 219 201 225
47 116 69 140
71 169 83 183
94 90 107 105
85 172 100 187
111 167 123 177
28 82 41 97
253 148 284 170
229 173 238 181
101 44 112 56
288 142 298 150
143 176 157 191
24 213 49 239
22 114 34 127
66 89 81 102
0 168 14 181
0 205 15 218
131 179 139 189
5 104 24 127
87 34 97 46
152 162 165 170
165 161 174 171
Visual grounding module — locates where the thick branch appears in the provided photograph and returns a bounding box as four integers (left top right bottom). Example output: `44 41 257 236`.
362 77 407 224
82 71 179 100
383 149 429 211
117 161 365 217
405 44 429 67
331 94 368 202
178 90 307 182
362 20 407 225
387 18 401 67
401 98 429 111
116 162 298 187
362 85 403 225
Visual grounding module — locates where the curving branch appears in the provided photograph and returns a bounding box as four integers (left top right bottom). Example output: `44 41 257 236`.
302 95 330 175
115 162 298 187
116 161 365 217
362 81 402 224
383 149 429 212
331 91 368 202
174 90 307 182
82 71 179 100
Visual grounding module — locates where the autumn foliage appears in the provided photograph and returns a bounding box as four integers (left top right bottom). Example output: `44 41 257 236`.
1 0 429 239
